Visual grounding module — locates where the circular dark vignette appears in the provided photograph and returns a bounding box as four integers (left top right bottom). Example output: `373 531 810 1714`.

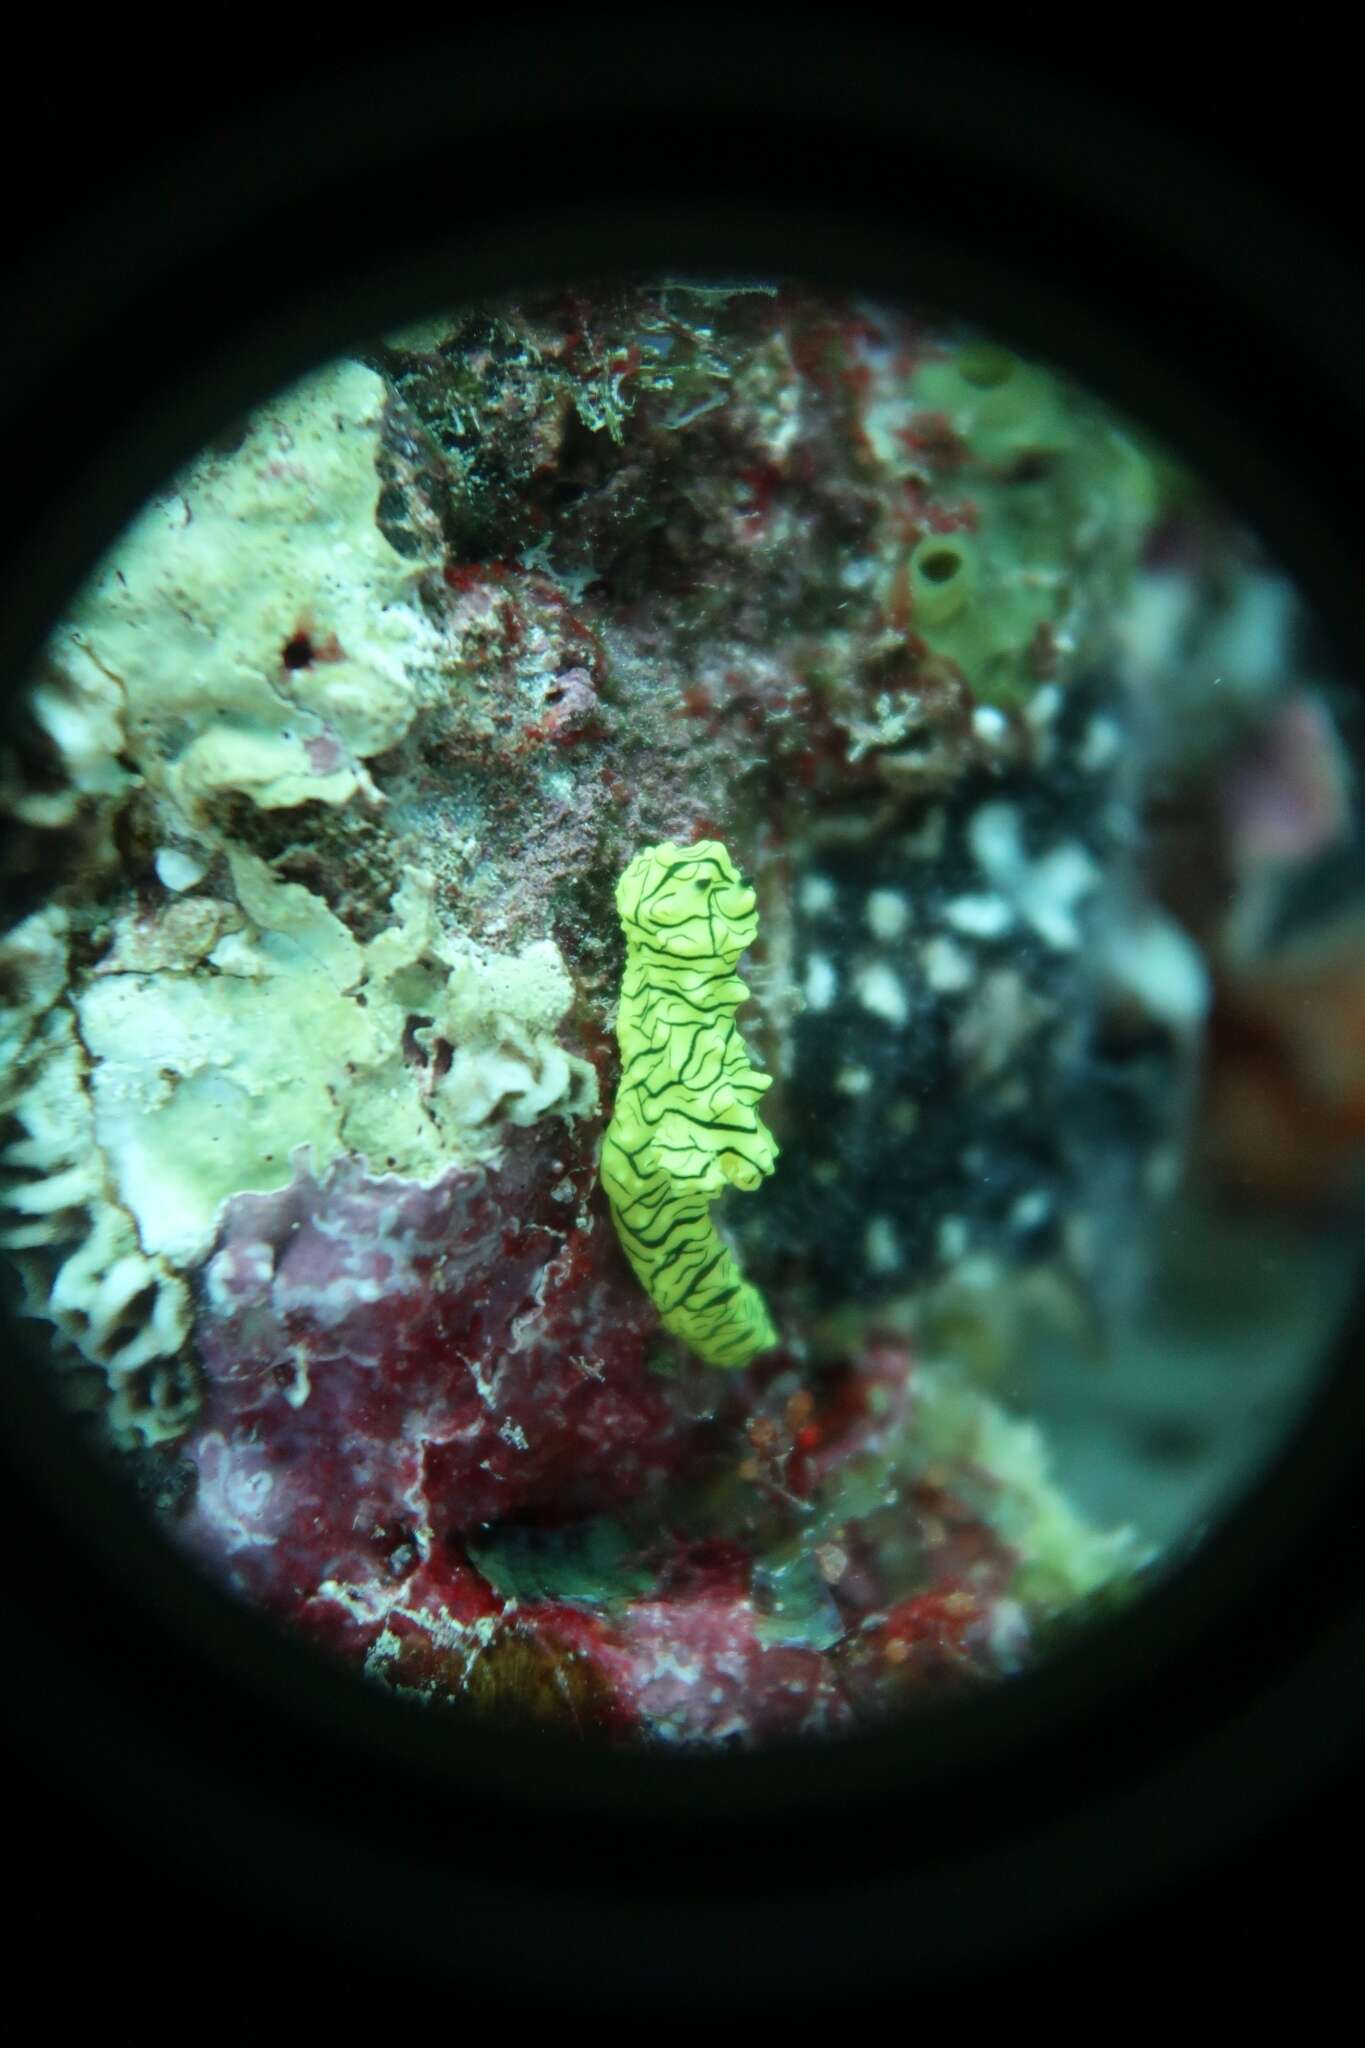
1 27 1363 2015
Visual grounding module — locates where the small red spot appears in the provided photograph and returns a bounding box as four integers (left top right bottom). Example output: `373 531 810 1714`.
443 559 517 592
926 500 979 535
897 412 968 468
887 556 913 632
737 462 783 537
1029 620 1059 680
304 733 345 773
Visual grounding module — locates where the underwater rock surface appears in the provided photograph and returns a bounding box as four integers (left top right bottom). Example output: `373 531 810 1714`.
3 282 1354 1744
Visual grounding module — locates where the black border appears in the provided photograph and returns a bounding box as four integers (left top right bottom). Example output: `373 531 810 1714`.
3 24 1363 2008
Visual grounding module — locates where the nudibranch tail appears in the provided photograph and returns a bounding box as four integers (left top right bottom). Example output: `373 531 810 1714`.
600 839 779 1369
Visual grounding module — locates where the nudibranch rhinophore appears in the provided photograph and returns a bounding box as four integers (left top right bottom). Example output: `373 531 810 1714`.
599 839 780 1368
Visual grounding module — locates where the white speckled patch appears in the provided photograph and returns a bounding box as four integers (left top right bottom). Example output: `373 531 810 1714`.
945 894 1014 939
799 873 836 915
804 953 837 1010
854 960 908 1025
920 935 972 993
865 888 909 941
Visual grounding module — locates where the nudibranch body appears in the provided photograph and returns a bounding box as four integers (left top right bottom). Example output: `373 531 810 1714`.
600 839 779 1368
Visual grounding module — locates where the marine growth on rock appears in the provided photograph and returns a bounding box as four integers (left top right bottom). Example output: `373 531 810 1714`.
2 280 1358 1747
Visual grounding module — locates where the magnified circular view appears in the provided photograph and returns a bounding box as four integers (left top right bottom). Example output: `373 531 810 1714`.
2 281 1360 1747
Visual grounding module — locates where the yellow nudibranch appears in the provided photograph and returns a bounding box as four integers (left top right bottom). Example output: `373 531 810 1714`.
600 839 780 1369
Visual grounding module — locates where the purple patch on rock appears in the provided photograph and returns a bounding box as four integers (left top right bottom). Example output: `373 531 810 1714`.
177 1130 698 1628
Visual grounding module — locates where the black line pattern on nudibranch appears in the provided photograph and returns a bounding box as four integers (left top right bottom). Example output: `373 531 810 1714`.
599 840 779 1368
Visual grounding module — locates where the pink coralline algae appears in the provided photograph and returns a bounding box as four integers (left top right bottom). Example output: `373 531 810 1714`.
173 1122 1027 1742
180 1130 688 1618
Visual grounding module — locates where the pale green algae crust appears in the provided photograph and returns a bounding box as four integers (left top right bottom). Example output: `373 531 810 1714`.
75 858 596 1267
50 359 431 824
1 359 596 1443
908 1361 1154 1613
